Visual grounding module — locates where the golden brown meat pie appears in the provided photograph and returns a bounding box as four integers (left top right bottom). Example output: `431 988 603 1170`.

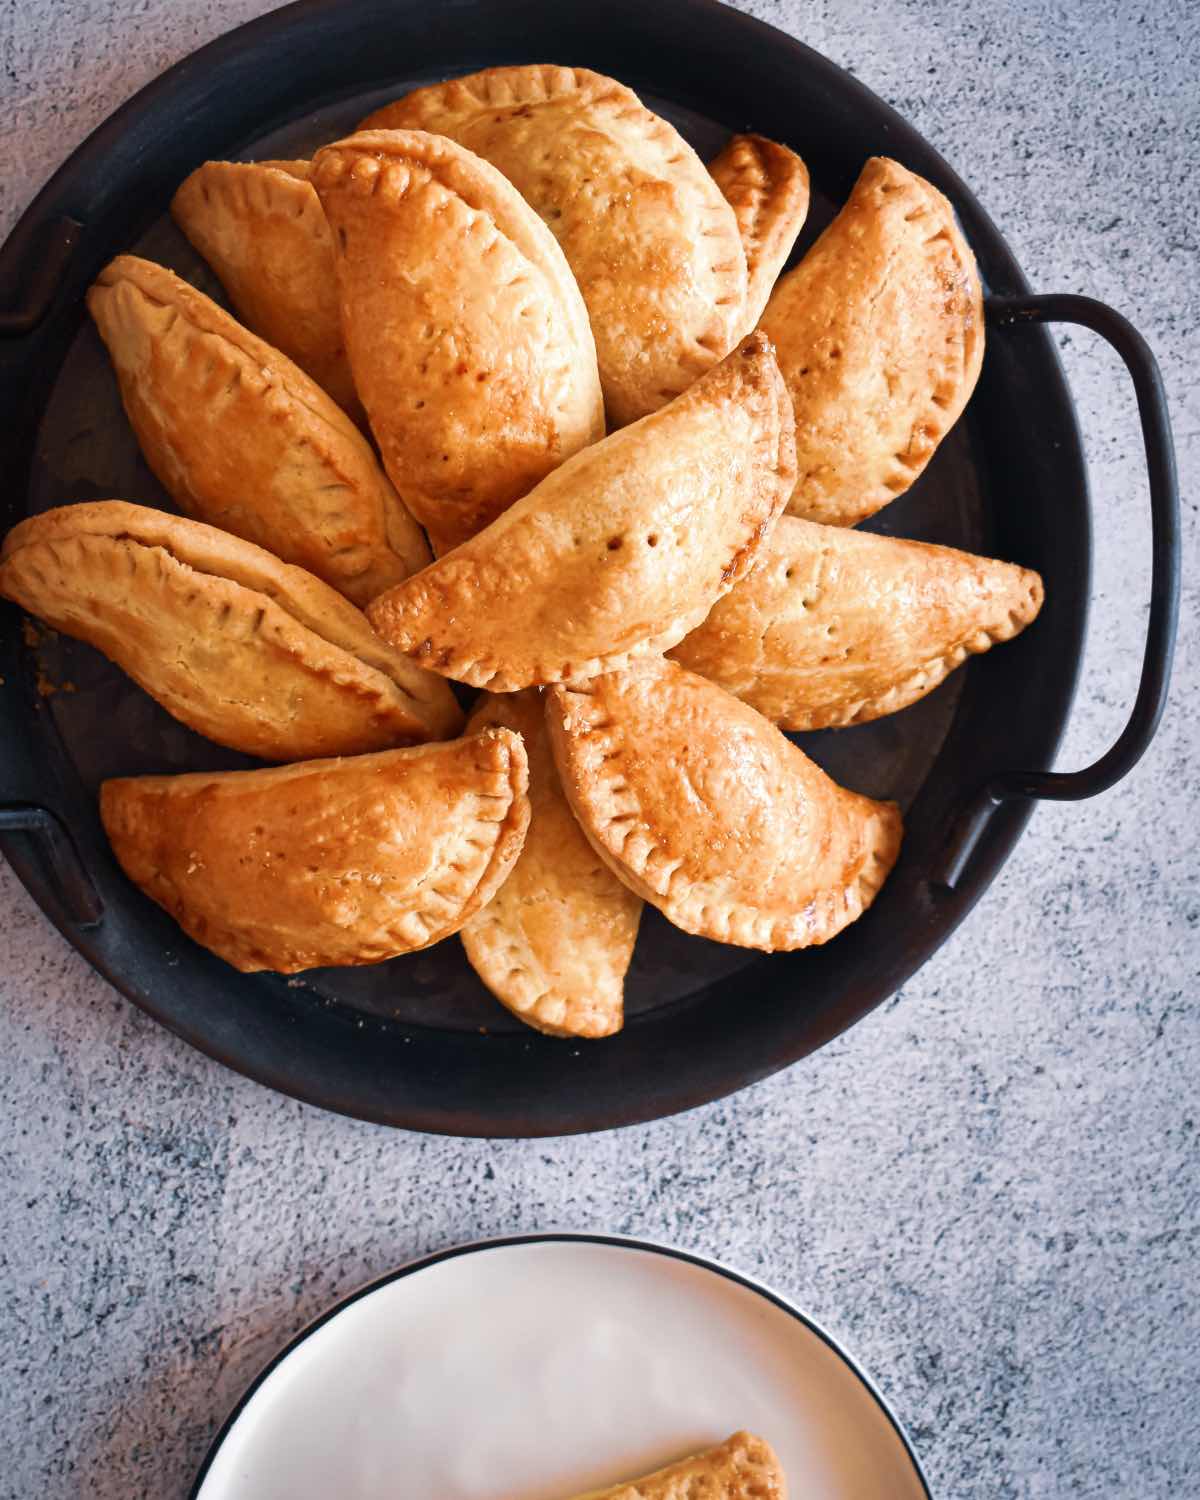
758 156 984 527
310 129 604 556
360 66 748 427
561 1432 786 1500
171 159 364 425
670 516 1044 728
0 501 461 760
461 690 642 1038
710 133 810 331
100 728 530 972
366 333 795 691
87 255 430 606
546 657 902 951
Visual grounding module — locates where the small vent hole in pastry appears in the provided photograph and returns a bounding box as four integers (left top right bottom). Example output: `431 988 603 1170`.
784 567 795 580
607 536 624 551
337 226 347 251
646 534 659 548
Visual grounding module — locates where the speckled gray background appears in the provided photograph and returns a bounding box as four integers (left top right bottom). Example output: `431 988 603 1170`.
1 1 1197 1496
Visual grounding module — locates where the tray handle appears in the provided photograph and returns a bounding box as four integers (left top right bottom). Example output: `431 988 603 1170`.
0 803 103 927
937 293 1181 889
0 215 83 337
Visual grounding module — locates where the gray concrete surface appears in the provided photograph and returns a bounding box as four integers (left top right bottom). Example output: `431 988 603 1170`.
1 2 1197 1496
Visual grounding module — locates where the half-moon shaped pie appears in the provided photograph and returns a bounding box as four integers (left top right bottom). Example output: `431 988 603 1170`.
670 516 1044 728
564 1433 785 1500
461 690 642 1038
87 255 430 606
366 332 796 691
0 501 462 759
757 156 984 527
171 159 364 425
99 728 530 973
310 129 605 556
360 66 748 427
710 133 810 332
546 657 902 951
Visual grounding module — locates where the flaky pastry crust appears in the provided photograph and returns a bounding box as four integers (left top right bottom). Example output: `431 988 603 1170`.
366 333 796 691
100 728 530 972
0 501 461 759
360 65 748 427
563 1431 786 1500
710 133 810 332
87 255 429 605
546 658 902 951
758 156 984 526
310 129 604 556
670 516 1044 728
461 690 641 1038
171 159 364 425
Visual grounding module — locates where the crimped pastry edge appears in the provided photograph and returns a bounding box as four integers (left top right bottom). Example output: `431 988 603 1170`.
546 670 903 952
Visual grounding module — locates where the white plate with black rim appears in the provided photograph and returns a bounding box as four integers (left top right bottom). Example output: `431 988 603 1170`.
191 1234 930 1498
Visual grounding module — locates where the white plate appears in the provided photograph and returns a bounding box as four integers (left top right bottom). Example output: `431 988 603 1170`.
192 1235 930 1499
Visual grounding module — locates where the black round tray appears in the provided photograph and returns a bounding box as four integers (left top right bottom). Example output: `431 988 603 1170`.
0 0 1179 1135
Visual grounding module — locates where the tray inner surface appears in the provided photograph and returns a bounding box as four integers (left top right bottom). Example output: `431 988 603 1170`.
20 82 985 1034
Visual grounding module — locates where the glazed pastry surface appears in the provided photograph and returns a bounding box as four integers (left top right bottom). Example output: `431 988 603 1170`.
461 690 642 1038
100 729 530 972
546 658 902 952
361 65 748 426
563 1431 786 1500
366 333 795 691
0 501 462 759
171 158 364 424
87 255 430 605
758 156 983 526
710 132 810 332
311 128 604 556
671 515 1043 727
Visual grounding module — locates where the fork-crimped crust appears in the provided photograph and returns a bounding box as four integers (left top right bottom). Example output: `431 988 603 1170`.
361 65 748 426
670 515 1044 728
311 128 604 556
100 728 530 972
758 156 983 527
460 690 641 1038
563 1431 786 1500
171 159 364 424
87 255 429 605
366 333 796 691
710 133 810 332
0 500 462 759
546 658 902 952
